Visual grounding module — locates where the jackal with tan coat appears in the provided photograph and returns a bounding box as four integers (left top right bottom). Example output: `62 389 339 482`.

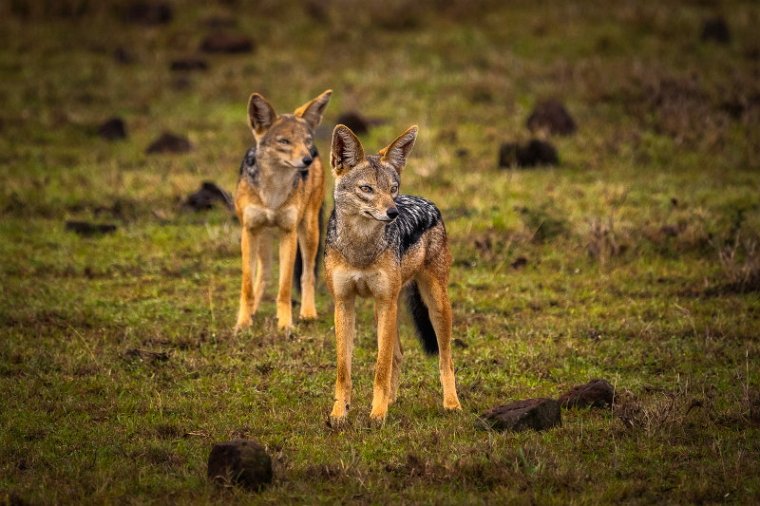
234 90 332 334
325 124 462 426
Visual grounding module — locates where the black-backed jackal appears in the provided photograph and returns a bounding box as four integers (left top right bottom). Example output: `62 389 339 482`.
234 90 332 334
324 124 462 426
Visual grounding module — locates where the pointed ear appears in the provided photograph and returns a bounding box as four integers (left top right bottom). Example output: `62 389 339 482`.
331 124 365 176
294 89 332 129
379 125 418 174
247 93 277 137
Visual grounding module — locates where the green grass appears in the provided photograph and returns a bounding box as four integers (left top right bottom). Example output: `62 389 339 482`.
1 0 759 503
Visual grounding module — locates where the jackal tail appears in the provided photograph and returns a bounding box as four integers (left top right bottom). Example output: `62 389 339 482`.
406 281 439 355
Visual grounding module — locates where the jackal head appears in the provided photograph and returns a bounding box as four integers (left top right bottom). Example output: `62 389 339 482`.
247 89 332 172
330 124 418 223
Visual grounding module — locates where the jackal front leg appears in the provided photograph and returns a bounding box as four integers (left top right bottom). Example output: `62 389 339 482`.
235 227 259 332
330 297 355 428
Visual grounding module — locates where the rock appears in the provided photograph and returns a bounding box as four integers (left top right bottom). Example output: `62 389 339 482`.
200 33 255 53
510 256 528 269
185 181 233 211
98 117 127 141
113 47 135 65
207 439 273 491
65 221 117 237
558 379 615 409
701 16 731 44
146 132 192 154
120 1 172 25
170 57 208 71
526 99 577 135
478 398 561 432
498 140 559 168
123 348 170 362
335 111 369 135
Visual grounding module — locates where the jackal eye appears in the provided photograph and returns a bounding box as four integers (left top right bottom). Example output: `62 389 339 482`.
390 185 398 194
277 138 290 145
359 185 373 193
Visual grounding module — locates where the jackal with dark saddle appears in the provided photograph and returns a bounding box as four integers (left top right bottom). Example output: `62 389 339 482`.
324 124 462 426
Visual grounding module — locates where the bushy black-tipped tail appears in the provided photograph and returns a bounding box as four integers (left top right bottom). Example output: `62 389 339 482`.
406 282 439 355
293 203 325 295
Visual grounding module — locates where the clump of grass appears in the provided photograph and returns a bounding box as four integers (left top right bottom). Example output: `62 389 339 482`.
586 216 628 265
516 203 568 243
715 234 760 294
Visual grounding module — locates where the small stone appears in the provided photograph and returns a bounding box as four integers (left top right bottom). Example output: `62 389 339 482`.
170 57 208 71
335 111 369 135
146 132 192 154
200 33 255 53
207 439 273 491
559 379 616 409
478 398 561 432
510 256 528 269
65 221 117 237
526 99 577 135
98 117 127 141
120 1 172 25
498 140 558 168
701 16 731 44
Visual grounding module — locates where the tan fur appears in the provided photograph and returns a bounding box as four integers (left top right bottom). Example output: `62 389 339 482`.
234 90 332 334
325 125 461 426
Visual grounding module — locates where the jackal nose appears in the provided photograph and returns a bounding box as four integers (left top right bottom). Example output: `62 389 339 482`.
387 207 399 220
302 155 313 166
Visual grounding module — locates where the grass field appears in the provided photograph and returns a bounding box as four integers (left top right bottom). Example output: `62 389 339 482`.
1 0 759 503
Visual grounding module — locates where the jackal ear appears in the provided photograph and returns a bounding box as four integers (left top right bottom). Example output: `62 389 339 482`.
379 125 418 174
294 89 332 129
247 93 277 137
331 125 365 175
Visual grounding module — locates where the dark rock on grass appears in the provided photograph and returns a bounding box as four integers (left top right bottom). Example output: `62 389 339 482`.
452 338 468 349
113 47 135 65
510 256 528 269
701 16 731 44
98 117 127 141
559 379 616 409
208 439 273 491
478 398 561 432
146 132 192 154
120 1 172 25
170 57 208 72
124 348 170 362
185 181 233 211
200 33 255 54
498 140 559 168
526 99 577 135
335 111 370 135
65 221 117 237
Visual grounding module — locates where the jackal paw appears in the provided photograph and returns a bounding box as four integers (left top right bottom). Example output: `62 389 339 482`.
299 310 318 321
234 316 252 334
329 402 349 429
443 397 462 411
368 412 387 428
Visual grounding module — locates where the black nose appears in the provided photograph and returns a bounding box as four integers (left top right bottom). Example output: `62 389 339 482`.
302 155 313 166
387 207 399 220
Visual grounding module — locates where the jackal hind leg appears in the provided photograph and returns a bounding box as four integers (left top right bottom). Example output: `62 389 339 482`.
415 271 461 411
297 210 320 320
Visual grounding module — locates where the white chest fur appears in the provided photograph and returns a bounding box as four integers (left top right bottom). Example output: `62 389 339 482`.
243 204 299 232
331 264 392 299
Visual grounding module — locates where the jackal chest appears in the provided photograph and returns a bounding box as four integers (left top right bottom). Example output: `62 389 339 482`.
331 265 396 299
242 204 299 232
